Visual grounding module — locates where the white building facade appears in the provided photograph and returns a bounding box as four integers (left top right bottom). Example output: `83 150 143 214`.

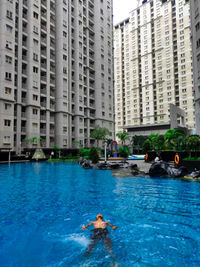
0 0 114 153
190 0 200 135
114 0 195 136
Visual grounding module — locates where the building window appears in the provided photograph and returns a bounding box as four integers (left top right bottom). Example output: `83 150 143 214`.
32 123 38 129
32 109 38 115
5 87 12 94
33 26 38 34
5 72 12 81
5 103 11 110
33 11 38 19
33 66 38 73
3 136 11 144
33 94 38 101
5 55 12 64
4 119 11 126
33 53 38 61
6 24 12 33
6 40 12 50
6 10 13 20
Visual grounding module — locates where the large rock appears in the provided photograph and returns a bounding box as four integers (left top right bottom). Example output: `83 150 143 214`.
96 162 111 169
149 161 169 177
81 159 93 169
187 171 200 178
168 166 188 178
149 161 188 178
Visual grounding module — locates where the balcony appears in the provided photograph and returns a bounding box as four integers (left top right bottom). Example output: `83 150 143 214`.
23 0 28 7
41 0 47 7
41 102 46 108
50 90 55 97
41 24 47 32
50 117 54 123
40 88 46 94
21 112 26 118
22 55 27 61
50 129 54 135
41 63 47 69
41 75 47 82
21 127 26 133
41 37 47 44
40 129 46 134
22 13 28 21
22 69 27 76
50 104 55 109
41 50 47 57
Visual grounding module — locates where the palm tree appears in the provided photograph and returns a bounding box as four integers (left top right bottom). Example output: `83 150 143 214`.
116 131 129 145
90 126 111 148
164 129 186 150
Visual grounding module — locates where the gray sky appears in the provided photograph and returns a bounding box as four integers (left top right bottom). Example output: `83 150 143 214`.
113 0 138 25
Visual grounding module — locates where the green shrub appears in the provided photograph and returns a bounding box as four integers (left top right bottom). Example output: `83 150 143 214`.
183 157 200 161
89 147 99 163
143 139 152 153
79 148 90 158
119 146 130 158
186 135 200 152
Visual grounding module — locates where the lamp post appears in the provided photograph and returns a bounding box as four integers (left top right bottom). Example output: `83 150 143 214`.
104 142 107 163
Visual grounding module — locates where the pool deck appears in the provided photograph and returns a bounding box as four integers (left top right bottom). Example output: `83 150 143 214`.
110 159 151 178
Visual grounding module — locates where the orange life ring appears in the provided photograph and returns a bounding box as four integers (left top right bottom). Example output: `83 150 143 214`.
145 154 148 161
174 154 180 165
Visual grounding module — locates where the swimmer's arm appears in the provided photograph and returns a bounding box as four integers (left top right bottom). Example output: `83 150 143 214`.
106 222 117 230
81 222 94 230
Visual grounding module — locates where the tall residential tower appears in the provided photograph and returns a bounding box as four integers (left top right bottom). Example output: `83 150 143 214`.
114 0 194 137
0 0 114 153
190 0 200 135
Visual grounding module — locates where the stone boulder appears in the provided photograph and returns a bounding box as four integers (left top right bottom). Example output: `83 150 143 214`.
81 159 93 169
149 161 188 178
187 170 200 178
149 161 169 177
167 166 188 178
96 162 111 169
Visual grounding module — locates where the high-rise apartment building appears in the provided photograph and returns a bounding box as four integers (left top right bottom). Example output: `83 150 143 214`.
0 0 114 153
190 0 200 135
114 0 195 137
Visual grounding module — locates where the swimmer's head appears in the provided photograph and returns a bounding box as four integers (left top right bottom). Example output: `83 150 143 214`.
96 214 103 220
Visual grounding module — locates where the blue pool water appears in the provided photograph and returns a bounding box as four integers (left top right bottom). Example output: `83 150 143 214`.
0 162 200 266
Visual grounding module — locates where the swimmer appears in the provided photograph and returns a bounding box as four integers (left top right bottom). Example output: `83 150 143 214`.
81 214 117 257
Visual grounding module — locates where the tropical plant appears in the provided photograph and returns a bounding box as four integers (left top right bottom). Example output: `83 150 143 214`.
89 147 99 163
150 134 165 152
53 145 62 158
79 148 90 158
164 129 185 150
142 134 164 152
90 126 111 148
116 131 129 145
186 135 200 154
131 135 147 153
24 137 38 144
143 139 152 153
119 145 130 159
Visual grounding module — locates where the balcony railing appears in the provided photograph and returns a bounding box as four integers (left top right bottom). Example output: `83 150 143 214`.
40 115 46 120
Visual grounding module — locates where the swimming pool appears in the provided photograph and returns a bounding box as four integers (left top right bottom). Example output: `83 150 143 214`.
0 162 200 266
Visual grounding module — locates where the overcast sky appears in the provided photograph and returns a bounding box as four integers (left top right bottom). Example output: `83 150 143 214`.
113 0 138 25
